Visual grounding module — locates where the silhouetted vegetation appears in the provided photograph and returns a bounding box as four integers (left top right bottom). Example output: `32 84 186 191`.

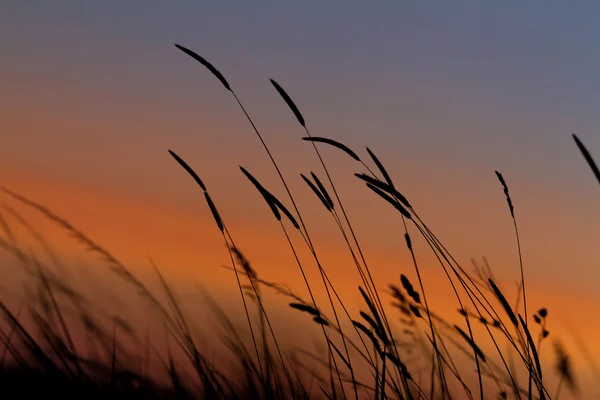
0 44 598 399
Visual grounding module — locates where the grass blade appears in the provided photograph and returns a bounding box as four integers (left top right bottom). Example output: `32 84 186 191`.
365 183 411 219
302 137 360 162
488 278 518 327
355 173 411 209
495 171 514 218
268 194 300 230
203 192 224 232
454 325 486 362
289 303 320 316
239 167 299 229
519 314 542 381
174 44 231 91
366 147 394 188
519 314 545 400
310 172 334 211
572 133 600 185
270 79 305 127
169 150 207 192
239 166 281 221
301 174 332 212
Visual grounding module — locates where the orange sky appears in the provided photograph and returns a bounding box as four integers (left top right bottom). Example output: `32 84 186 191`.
1 167 599 398
2 3 600 397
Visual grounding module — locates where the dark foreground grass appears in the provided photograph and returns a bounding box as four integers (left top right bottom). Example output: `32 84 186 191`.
0 45 598 399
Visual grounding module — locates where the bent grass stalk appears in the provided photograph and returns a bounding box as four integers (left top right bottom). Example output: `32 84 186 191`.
270 78 414 398
0 46 595 399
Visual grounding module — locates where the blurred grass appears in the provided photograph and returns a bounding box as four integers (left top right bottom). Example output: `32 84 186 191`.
0 47 597 399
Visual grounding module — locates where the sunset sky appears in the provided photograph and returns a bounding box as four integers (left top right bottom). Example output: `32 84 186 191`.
1 2 600 397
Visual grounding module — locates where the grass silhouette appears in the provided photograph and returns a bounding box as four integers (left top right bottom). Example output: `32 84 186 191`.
0 45 597 399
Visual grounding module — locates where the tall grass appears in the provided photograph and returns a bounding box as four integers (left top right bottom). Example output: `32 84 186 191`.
0 46 597 399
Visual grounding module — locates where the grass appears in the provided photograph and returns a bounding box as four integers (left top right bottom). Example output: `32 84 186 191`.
0 44 598 399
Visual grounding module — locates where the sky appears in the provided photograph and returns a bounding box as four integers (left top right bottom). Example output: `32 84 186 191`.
1 1 600 397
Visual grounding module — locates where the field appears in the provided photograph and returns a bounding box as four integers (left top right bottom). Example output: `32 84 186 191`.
0 44 598 400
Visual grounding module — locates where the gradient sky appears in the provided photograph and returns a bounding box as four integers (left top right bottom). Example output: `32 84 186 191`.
2 2 600 396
